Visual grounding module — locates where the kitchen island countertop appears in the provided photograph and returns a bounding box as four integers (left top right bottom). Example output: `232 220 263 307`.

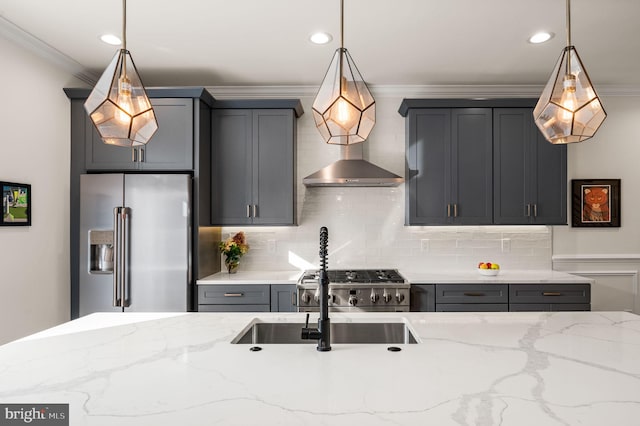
1 311 638 425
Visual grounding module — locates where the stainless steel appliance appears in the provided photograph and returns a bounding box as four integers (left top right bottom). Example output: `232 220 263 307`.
297 269 410 312
79 174 191 315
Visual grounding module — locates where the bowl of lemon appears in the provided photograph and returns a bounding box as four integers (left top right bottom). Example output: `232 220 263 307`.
477 262 500 276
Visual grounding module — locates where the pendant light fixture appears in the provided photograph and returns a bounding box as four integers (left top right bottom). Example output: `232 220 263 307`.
312 0 375 145
84 0 157 147
533 0 606 144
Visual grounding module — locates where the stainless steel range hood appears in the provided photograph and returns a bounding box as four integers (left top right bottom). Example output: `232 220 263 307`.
303 144 403 187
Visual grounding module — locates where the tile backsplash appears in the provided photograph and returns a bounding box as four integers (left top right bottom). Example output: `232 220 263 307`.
218 94 552 273
221 187 552 273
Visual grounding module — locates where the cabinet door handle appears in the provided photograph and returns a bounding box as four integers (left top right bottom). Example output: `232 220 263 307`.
253 204 258 218
224 293 244 297
463 292 485 297
447 204 451 217
526 204 531 217
543 292 562 296
139 148 145 163
246 205 251 218
132 148 138 163
292 291 297 306
533 204 538 217
454 204 458 217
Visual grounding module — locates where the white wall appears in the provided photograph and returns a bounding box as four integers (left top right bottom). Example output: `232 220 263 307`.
554 95 640 254
552 95 640 313
0 36 81 344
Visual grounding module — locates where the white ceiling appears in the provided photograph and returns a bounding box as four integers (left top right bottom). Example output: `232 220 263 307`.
0 0 638 90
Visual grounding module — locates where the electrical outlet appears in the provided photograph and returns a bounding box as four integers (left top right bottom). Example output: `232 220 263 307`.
420 239 430 252
502 238 511 253
267 239 277 253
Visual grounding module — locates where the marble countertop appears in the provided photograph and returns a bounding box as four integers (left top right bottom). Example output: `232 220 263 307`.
1 311 639 425
197 270 303 285
404 269 593 284
197 269 592 286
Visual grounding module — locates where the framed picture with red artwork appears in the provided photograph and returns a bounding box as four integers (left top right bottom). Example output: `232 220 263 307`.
571 179 620 227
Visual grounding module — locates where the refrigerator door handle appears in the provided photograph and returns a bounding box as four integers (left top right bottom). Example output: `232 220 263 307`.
121 207 131 308
113 207 122 308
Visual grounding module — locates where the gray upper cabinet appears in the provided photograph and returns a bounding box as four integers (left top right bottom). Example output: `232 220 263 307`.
493 108 567 225
400 98 568 226
84 98 194 171
211 100 302 226
405 108 492 225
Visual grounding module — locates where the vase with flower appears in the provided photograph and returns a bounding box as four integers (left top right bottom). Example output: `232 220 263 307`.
219 232 249 274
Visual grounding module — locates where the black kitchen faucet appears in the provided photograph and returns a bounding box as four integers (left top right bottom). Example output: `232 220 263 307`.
301 226 331 351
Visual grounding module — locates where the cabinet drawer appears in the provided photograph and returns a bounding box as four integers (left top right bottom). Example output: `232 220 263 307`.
198 285 270 305
435 284 508 304
509 303 591 312
436 304 508 312
198 304 270 312
509 284 590 304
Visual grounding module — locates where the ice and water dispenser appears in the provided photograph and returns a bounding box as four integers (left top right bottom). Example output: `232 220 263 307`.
89 230 114 273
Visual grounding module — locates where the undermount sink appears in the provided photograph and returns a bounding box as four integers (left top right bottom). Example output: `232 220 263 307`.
231 320 419 344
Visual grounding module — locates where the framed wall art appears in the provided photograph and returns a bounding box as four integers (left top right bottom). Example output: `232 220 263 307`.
1 181 31 226
571 179 620 228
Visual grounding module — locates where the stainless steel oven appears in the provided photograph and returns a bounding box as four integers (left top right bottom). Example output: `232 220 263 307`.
297 269 410 312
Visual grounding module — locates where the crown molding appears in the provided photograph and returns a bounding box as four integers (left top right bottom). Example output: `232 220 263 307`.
0 16 98 85
3 15 640 98
207 84 640 99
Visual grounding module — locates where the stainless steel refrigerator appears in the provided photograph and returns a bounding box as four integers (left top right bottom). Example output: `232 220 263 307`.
79 174 191 316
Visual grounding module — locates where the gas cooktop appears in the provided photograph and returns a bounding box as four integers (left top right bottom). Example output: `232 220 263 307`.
299 269 407 284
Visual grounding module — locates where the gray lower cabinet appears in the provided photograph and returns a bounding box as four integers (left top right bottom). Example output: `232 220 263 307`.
198 284 271 312
410 284 436 312
508 284 590 311
435 284 508 312
410 282 591 312
198 284 298 312
405 108 493 225
509 303 591 312
84 98 195 171
270 284 297 312
493 108 567 225
211 106 300 226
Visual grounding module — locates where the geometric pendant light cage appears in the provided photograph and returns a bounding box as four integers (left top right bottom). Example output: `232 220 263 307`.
533 0 606 144
84 0 157 147
312 0 375 145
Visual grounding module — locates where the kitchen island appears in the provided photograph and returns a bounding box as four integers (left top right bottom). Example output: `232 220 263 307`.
1 311 639 425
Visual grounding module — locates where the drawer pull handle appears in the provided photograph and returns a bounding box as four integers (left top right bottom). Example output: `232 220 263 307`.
224 293 244 297
543 292 562 296
463 292 485 297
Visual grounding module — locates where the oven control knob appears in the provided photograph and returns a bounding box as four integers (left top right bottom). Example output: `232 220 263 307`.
395 290 405 303
383 290 392 303
301 292 311 304
348 295 358 306
370 290 379 303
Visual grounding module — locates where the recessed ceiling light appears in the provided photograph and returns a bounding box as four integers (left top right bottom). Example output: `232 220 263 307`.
309 32 333 45
100 34 122 46
528 32 554 44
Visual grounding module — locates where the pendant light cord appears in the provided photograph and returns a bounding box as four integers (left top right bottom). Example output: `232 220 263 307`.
122 0 127 51
565 0 571 47
565 0 571 74
340 0 344 49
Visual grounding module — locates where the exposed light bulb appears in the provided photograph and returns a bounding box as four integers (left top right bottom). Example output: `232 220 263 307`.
336 98 351 125
116 76 133 124
558 74 577 123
